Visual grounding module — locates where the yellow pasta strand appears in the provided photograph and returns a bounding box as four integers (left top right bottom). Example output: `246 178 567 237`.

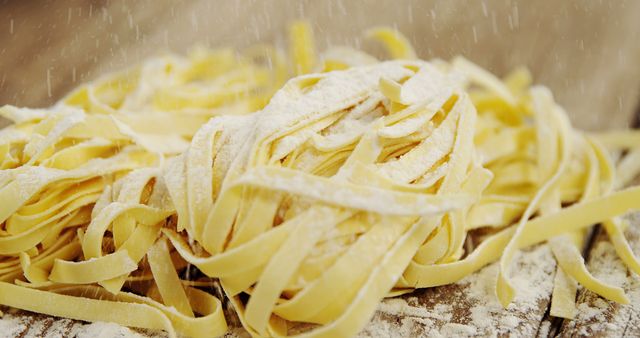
366 27 417 60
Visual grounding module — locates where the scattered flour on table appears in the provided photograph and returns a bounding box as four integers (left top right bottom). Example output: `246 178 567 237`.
0 309 167 338
73 322 152 338
566 214 640 336
536 320 551 338
358 244 555 337
0 313 27 337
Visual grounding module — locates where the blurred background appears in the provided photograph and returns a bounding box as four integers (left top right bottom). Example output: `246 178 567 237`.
1 0 639 130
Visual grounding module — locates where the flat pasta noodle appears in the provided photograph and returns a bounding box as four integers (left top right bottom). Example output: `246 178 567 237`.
1 22 640 338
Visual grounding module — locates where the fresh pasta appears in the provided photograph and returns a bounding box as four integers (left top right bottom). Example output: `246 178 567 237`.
1 22 640 337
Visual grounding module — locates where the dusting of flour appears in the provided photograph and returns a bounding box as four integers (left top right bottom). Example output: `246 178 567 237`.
561 213 640 337
358 244 556 337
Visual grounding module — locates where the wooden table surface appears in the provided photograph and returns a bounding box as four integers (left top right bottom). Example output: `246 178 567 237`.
1 1 640 337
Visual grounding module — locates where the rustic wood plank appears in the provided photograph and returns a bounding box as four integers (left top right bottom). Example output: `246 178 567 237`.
358 245 556 337
556 214 640 338
0 306 254 338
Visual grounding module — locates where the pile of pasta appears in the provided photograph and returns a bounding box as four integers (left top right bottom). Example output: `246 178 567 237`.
1 23 640 337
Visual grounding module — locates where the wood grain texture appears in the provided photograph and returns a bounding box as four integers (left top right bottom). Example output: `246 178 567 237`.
359 245 556 337
557 215 640 338
1 0 640 337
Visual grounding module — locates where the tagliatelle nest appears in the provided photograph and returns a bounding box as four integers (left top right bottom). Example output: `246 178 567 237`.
1 22 640 338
